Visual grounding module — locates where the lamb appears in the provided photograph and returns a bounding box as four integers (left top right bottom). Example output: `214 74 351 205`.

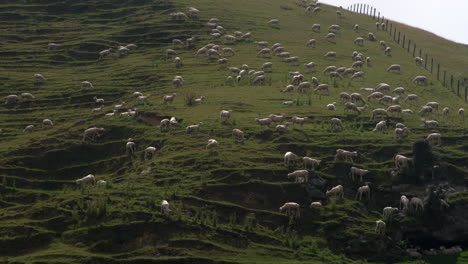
279 202 300 218
268 114 286 123
368 32 376 41
82 127 105 142
375 220 386 235
186 122 204 133
422 119 439 128
206 139 219 150
76 174 96 185
255 117 273 127
297 82 312 93
314 84 330 95
161 200 170 215
400 195 409 210
42 119 54 128
419 106 433 115
220 110 233 122
287 170 309 183
413 75 428 85
284 152 299 166
257 48 272 57
351 93 365 104
162 93 177 104
307 39 317 48
395 154 411 169
442 107 450 117
98 48 112 60
350 167 370 182
282 85 294 93
335 149 357 162
370 108 388 120
232 128 246 143
326 185 344 199
355 185 370 200
387 64 400 72
23 125 34 133
384 46 391 56
415 56 424 66
324 51 336 58
170 117 179 128
174 57 182 68
310 201 322 209
350 71 365 80
354 37 364 46
21 93 35 99
291 116 308 126
426 133 441 146
410 197 424 211
327 102 337 110
93 96 104 104
4 94 19 104
330 118 343 131
144 146 157 159
383 207 399 219
303 157 321 171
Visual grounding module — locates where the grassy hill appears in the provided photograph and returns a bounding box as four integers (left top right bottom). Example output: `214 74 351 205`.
0 0 467 263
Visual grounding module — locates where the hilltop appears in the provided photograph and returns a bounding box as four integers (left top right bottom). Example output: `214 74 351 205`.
0 0 467 263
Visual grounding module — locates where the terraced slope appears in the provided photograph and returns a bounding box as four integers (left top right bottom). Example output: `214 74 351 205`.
0 0 467 263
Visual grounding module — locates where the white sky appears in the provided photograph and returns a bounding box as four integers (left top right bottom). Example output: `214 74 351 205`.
319 0 468 44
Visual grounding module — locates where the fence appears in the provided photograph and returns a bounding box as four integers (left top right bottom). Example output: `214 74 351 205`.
346 3 467 103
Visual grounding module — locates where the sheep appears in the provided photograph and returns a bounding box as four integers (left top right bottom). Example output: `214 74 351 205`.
351 93 365 104
375 220 386 235
366 56 371 65
126 140 136 155
382 207 399 219
34 73 46 81
303 157 321 171
172 39 184 47
395 154 410 169
297 82 312 93
373 121 387 132
42 119 54 128
125 43 137 50
144 146 157 160
4 94 19 104
278 52 290 58
304 62 316 72
262 62 273 72
360 88 375 93
387 105 402 115
324 51 336 59
330 118 343 131
206 48 220 58
340 92 351 102
255 117 273 127
327 102 337 110
255 41 269 48
375 83 390 93
291 116 308 126
310 201 322 209
379 96 393 105
368 32 376 41
311 77 319 87
220 110 233 122
284 152 299 166
415 56 424 66
273 46 285 55
354 37 364 46
419 106 433 115
20 93 35 100
267 19 279 27
268 114 286 123
350 167 370 182
92 106 103 113
161 200 170 215
174 57 182 68
173 78 184 88
351 60 364 69
323 65 337 75
257 48 272 57
442 107 450 117
93 96 104 104
313 6 320 14
23 125 34 133
195 47 208 57
234 31 243 37
271 43 282 49
186 122 204 134
458 108 464 117
314 84 329 95
426 133 441 146
350 71 365 81
328 24 341 32
47 43 63 50
386 64 401 72
241 32 252 40
279 202 300 218
375 22 380 29
206 139 219 150
281 85 294 93
370 108 388 120
98 48 112 60
96 180 107 186
335 149 357 162
284 56 299 64
410 197 424 211
170 117 179 128
76 174 96 185
336 10 342 18
82 127 105 142
353 24 359 31
307 39 316 48
356 185 370 200
253 75 266 85
384 46 392 56
326 185 344 199
391 87 405 95
344 102 361 114
400 195 409 210
283 100 296 105
288 170 309 183
413 75 428 85
422 119 439 128
381 22 386 30
218 58 228 65
117 46 130 57
232 128 246 143
329 71 343 80
336 67 347 74
404 94 419 104
379 40 387 49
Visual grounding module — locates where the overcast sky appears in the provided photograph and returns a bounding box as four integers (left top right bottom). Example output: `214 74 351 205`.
319 0 468 44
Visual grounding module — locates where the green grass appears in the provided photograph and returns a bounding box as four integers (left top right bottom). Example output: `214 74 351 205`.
0 0 467 263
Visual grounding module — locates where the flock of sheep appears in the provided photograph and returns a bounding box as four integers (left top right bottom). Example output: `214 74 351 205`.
3 0 465 256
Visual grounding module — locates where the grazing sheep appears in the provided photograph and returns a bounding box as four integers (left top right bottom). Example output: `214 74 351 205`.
311 77 319 87
442 107 450 117
206 48 220 58
422 119 439 128
253 75 266 85
42 119 54 128
335 149 357 162
323 65 337 75
281 85 294 93
166 49 177 56
426 133 441 146
267 19 279 27
93 96 104 104
220 110 233 122
284 56 299 64
83 127 105 142
47 43 63 50
304 62 316 72
4 94 19 104
330 118 343 131
354 37 364 46
162 93 177 104
232 128 246 143
327 102 337 110
344 102 361 114
126 140 136 155
413 76 428 85
324 51 336 59
458 108 464 117
23 125 34 133
186 122 204 133
370 108 388 120
98 48 112 60
375 22 380 29
76 174 96 185
310 201 322 209
297 82 312 93
368 32 376 41
383 207 399 219
410 197 424 211
174 57 182 68
351 61 364 69
384 46 392 56
387 105 402 115
350 71 365 81
96 180 107 186
257 48 272 57
34 74 46 81
206 139 219 150
326 185 344 199
350 167 370 182
241 32 252 40
395 154 411 169
381 22 386 30
284 152 299 166
356 185 370 200
366 56 371 65
173 78 184 88
360 88 375 93
419 105 433 115
400 195 409 210
375 220 386 235
172 39 184 47
340 92 351 102
262 62 273 72
415 56 424 66
392 87 405 94
375 83 391 92
351 93 365 104
404 94 419 104
307 39 317 48
291 116 308 126
314 84 329 95
373 121 387 132
255 117 273 127
161 200 170 215
387 64 400 72
21 93 35 99
169 117 179 128
92 106 103 113
288 170 309 183
268 114 286 123
144 146 157 159
379 96 393 105
353 24 359 31
279 202 300 218
303 157 321 171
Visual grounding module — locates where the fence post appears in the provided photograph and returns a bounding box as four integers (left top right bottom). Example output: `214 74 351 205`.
443 70 446 87
437 64 440 80
407 40 411 52
386 20 389 31
389 23 392 35
360 4 363 14
402 35 405 48
393 28 396 40
430 58 433 73
457 80 460 96
412 43 416 57
397 31 400 44
373 8 376 20
424 54 428 69
382 16 384 23
378 12 380 22
450 75 454 90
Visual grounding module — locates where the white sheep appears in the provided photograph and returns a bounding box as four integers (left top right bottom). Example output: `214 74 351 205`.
284 152 299 166
34 74 46 81
206 139 219 150
350 167 370 182
326 185 344 199
161 200 170 215
93 96 104 104
368 32 376 41
335 149 357 162
163 93 177 104
324 51 336 58
314 84 329 95
425 102 439 110
330 118 343 131
174 57 182 68
387 105 402 115
257 48 271 57
47 43 63 50
422 119 439 128
340 92 351 102
282 85 294 93
310 201 322 209
23 125 34 133
384 46 391 56
351 93 365 104
76 174 96 185
287 170 309 183
126 140 136 155
344 102 361 114
323 65 337 75
356 185 370 200
170 117 179 128
415 56 424 66
232 128 246 143
220 110 233 122
375 220 386 235
426 133 441 146
410 197 424 211
404 94 419 104
98 48 112 60
96 180 107 186
82 127 105 142
413 76 428 85
458 108 464 117
327 102 337 110
387 64 400 72
21 93 35 99
354 37 364 46
367 92 384 101
291 116 308 126
351 60 364 68
442 107 450 117
186 122 204 133
4 94 19 104
395 154 410 169
42 119 54 128
419 106 433 115
353 24 359 31
303 157 321 171
267 19 279 27
382 207 399 219
370 108 388 120
373 120 387 132
279 202 300 218
307 39 316 48
350 71 365 81
400 195 409 210
144 146 157 159
392 87 405 94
